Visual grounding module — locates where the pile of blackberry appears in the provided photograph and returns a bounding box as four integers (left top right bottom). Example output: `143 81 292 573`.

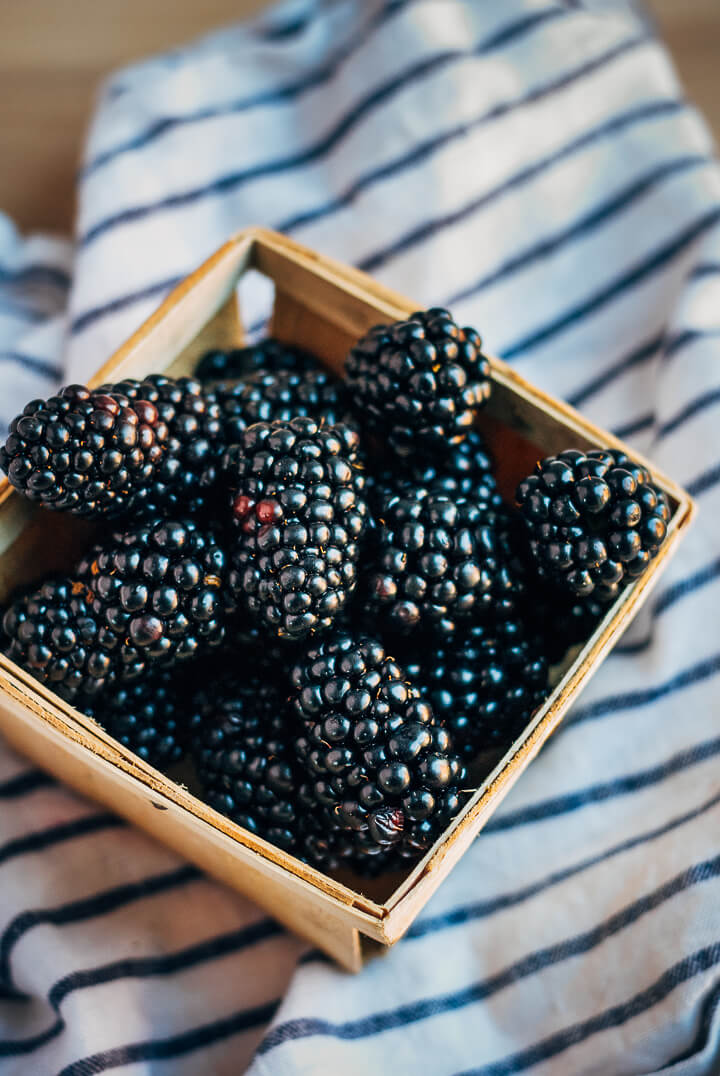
0 317 670 879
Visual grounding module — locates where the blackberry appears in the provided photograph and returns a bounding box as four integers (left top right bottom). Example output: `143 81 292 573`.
369 427 500 510
189 673 302 851
195 339 318 382
226 417 369 641
516 448 671 600
2 577 115 701
346 308 491 457
104 374 224 516
189 673 355 871
215 368 353 448
76 517 232 680
84 668 190 768
0 385 168 518
291 633 466 866
365 490 522 637
402 620 548 760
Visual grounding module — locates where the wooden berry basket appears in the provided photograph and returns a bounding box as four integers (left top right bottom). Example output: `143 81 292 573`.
0 228 695 971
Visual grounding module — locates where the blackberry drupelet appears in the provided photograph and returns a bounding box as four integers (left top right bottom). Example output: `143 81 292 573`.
84 668 190 768
346 308 491 457
0 385 168 518
77 517 232 679
366 489 523 637
291 633 465 866
369 427 500 510
2 577 115 701
105 374 224 516
516 448 671 600
226 416 369 641
215 368 353 448
195 339 319 382
402 620 549 760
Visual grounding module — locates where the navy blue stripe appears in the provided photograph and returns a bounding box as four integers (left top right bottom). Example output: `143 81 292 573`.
500 207 720 359
0 865 200 996
0 264 70 289
616 557 720 655
689 261 720 280
0 771 53 799
570 653 720 726
0 814 123 869
71 275 182 335
442 155 707 307
0 918 282 1057
658 977 720 1068
258 857 720 1053
281 88 681 253
455 942 720 1076
57 998 280 1075
0 351 62 379
71 45 665 338
357 110 690 279
80 7 569 247
665 326 720 357
409 787 720 939
82 0 412 177
688 460 720 497
566 334 662 407
484 732 720 835
611 410 654 440
659 383 720 437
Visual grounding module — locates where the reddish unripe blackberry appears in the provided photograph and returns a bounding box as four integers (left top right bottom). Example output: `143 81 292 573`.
365 490 523 637
291 633 466 866
516 448 671 600
0 385 167 518
402 620 548 760
105 374 224 516
346 308 491 457
2 577 115 701
77 517 232 679
194 339 319 382
226 417 369 641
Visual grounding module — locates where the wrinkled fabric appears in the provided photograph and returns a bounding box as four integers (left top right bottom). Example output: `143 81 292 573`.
1 1 720 1073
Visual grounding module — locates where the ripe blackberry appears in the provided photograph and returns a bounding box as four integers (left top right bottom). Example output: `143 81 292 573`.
189 673 303 851
84 668 190 769
369 427 500 510
346 308 491 457
0 385 168 518
516 448 671 600
291 633 466 866
77 517 232 680
104 374 224 516
2 577 115 701
402 620 548 760
226 417 369 641
195 339 318 382
365 490 523 637
215 368 353 447
189 673 357 871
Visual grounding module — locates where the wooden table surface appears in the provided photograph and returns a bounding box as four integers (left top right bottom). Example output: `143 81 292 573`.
1 0 718 235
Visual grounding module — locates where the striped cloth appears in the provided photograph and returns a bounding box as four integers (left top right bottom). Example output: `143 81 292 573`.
1 0 720 1072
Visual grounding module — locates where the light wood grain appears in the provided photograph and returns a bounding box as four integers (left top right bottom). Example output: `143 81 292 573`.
0 1 717 234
